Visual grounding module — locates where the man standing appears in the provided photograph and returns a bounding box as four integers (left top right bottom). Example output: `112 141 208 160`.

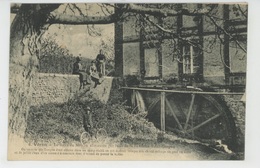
82 106 94 137
89 60 101 88
96 49 106 76
73 56 88 89
72 56 82 75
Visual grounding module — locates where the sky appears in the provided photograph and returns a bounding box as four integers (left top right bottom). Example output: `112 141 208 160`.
46 23 114 59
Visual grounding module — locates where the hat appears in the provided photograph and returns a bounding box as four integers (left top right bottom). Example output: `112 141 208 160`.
76 57 81 61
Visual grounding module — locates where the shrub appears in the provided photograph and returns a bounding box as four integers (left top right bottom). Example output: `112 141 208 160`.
25 93 158 146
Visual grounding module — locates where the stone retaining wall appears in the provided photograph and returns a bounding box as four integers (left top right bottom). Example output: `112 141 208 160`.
31 73 80 106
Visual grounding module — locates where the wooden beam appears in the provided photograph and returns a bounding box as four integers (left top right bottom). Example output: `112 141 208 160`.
187 113 221 133
140 25 145 80
165 98 183 130
121 87 245 95
184 94 195 130
197 4 204 82
227 20 247 26
122 28 247 43
177 5 184 81
190 45 194 74
161 92 166 132
158 17 163 80
158 44 163 80
114 6 124 77
223 4 230 85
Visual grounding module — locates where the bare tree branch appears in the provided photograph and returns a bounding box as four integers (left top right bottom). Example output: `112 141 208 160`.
12 3 212 18
48 12 119 25
126 3 211 17
67 4 76 15
97 3 113 16
237 4 248 19
102 4 114 15
206 14 247 53
71 3 85 16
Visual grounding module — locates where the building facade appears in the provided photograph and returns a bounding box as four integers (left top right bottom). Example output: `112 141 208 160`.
115 4 247 90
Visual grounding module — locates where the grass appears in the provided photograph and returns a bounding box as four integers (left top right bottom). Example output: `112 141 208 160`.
25 93 158 146
23 89 245 160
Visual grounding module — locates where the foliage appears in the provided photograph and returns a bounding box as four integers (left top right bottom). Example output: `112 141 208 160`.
124 75 141 86
99 37 114 60
38 37 89 74
25 92 158 146
162 75 178 84
37 36 115 75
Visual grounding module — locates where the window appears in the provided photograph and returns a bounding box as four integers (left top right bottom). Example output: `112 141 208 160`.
182 43 200 75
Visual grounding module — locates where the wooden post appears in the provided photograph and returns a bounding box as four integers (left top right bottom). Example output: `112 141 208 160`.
177 4 183 81
140 22 145 80
190 45 194 74
158 44 163 80
184 94 195 130
197 4 204 82
223 4 230 85
114 7 124 77
158 17 163 80
182 47 186 74
131 90 136 107
161 91 166 132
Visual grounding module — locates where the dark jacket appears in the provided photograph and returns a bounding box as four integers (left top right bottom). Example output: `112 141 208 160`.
73 62 79 74
96 54 106 63
82 111 93 132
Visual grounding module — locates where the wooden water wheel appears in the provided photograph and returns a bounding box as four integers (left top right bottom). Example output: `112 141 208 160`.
147 90 237 150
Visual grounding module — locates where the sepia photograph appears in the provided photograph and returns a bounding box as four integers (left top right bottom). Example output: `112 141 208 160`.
7 2 247 161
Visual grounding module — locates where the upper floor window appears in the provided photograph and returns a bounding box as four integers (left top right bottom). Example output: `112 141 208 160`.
182 43 200 75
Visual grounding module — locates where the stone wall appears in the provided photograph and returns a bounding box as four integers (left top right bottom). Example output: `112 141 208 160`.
30 73 119 106
31 73 80 106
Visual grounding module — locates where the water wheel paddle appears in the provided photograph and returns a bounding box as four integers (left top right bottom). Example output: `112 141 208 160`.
147 92 237 150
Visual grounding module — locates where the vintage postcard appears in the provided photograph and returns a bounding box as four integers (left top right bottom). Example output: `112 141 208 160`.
8 2 247 160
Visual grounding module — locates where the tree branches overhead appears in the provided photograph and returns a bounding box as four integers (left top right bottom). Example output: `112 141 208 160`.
126 3 211 17
11 3 247 53
11 3 213 25
48 12 119 25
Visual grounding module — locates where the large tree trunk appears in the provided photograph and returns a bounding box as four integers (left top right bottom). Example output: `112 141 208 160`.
8 4 59 140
